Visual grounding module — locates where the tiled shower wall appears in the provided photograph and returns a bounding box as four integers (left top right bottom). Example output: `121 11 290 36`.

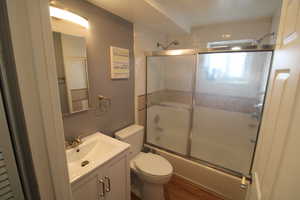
138 89 257 127
146 90 256 113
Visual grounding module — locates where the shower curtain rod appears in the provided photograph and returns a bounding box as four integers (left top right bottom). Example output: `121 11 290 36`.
145 44 274 56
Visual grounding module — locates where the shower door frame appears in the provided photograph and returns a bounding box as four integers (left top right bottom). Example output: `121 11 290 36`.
145 46 274 178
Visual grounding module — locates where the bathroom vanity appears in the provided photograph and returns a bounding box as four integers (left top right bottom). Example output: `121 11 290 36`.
66 133 131 200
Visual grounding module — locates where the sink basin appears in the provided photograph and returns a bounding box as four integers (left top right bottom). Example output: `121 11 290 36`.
66 132 130 183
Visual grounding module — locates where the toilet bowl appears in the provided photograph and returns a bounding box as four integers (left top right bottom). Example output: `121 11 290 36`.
115 125 173 200
131 152 173 200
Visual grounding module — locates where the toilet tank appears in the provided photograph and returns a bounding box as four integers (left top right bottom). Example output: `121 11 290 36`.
115 125 144 160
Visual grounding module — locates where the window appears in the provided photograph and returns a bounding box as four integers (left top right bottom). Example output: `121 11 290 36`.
207 52 248 82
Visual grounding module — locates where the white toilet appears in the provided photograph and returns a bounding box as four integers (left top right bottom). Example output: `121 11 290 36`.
115 125 173 200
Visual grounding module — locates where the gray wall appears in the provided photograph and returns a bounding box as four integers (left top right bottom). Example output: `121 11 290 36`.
59 0 134 139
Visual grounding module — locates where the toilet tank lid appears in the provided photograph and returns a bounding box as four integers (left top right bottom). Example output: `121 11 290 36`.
115 125 144 140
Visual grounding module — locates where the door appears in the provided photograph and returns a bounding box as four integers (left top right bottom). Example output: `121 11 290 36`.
247 0 300 199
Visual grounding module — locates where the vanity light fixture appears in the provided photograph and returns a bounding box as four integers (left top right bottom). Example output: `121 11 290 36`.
222 34 231 39
49 6 89 29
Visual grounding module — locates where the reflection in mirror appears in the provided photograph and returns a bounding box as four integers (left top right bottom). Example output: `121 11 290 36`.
53 32 89 114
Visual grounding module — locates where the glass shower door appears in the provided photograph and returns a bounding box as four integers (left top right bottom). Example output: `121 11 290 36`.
146 55 195 155
190 51 272 174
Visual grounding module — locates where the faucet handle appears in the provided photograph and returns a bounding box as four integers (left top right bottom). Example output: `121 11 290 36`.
65 140 73 149
74 135 83 144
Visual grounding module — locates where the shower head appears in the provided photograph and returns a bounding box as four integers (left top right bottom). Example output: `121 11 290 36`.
157 40 180 50
157 42 164 49
255 32 276 45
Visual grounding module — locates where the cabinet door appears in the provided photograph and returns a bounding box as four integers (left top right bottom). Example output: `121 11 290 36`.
246 1 300 199
104 156 130 200
72 173 103 200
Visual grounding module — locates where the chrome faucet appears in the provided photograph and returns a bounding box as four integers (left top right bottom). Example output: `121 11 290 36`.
65 136 83 149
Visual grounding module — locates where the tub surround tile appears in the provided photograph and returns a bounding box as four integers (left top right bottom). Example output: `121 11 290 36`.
137 95 146 126
196 93 256 113
146 89 257 113
164 90 192 105
138 109 145 126
138 95 146 110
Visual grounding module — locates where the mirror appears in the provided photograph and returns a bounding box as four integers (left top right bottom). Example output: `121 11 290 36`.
53 32 90 114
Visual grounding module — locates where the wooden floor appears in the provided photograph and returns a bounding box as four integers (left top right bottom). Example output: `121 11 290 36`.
131 175 224 200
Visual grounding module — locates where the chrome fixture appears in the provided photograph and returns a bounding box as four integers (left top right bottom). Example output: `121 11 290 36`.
254 32 276 45
65 136 83 149
104 176 111 192
157 40 179 50
97 179 105 197
252 103 263 120
240 176 249 189
250 112 260 120
146 45 274 56
254 103 263 109
97 177 111 197
96 95 111 115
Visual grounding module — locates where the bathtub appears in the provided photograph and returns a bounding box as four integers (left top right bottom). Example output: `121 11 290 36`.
146 102 191 155
146 102 247 200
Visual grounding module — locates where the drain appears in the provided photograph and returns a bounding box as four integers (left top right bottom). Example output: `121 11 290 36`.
81 160 89 167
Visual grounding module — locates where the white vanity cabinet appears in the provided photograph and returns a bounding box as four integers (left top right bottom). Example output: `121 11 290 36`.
71 152 130 200
72 172 100 200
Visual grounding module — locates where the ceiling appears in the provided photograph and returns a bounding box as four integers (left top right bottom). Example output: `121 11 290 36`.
87 0 282 35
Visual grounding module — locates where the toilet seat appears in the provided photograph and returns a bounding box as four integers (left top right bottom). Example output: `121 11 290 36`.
133 153 173 177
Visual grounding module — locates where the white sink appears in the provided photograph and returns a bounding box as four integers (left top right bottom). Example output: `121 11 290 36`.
66 132 130 183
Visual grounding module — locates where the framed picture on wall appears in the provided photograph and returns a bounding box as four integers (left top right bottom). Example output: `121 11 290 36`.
110 46 130 79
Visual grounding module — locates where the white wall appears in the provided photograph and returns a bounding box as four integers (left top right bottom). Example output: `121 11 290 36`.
134 24 167 122
167 17 273 49
147 56 166 93
146 55 195 93
164 55 195 92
